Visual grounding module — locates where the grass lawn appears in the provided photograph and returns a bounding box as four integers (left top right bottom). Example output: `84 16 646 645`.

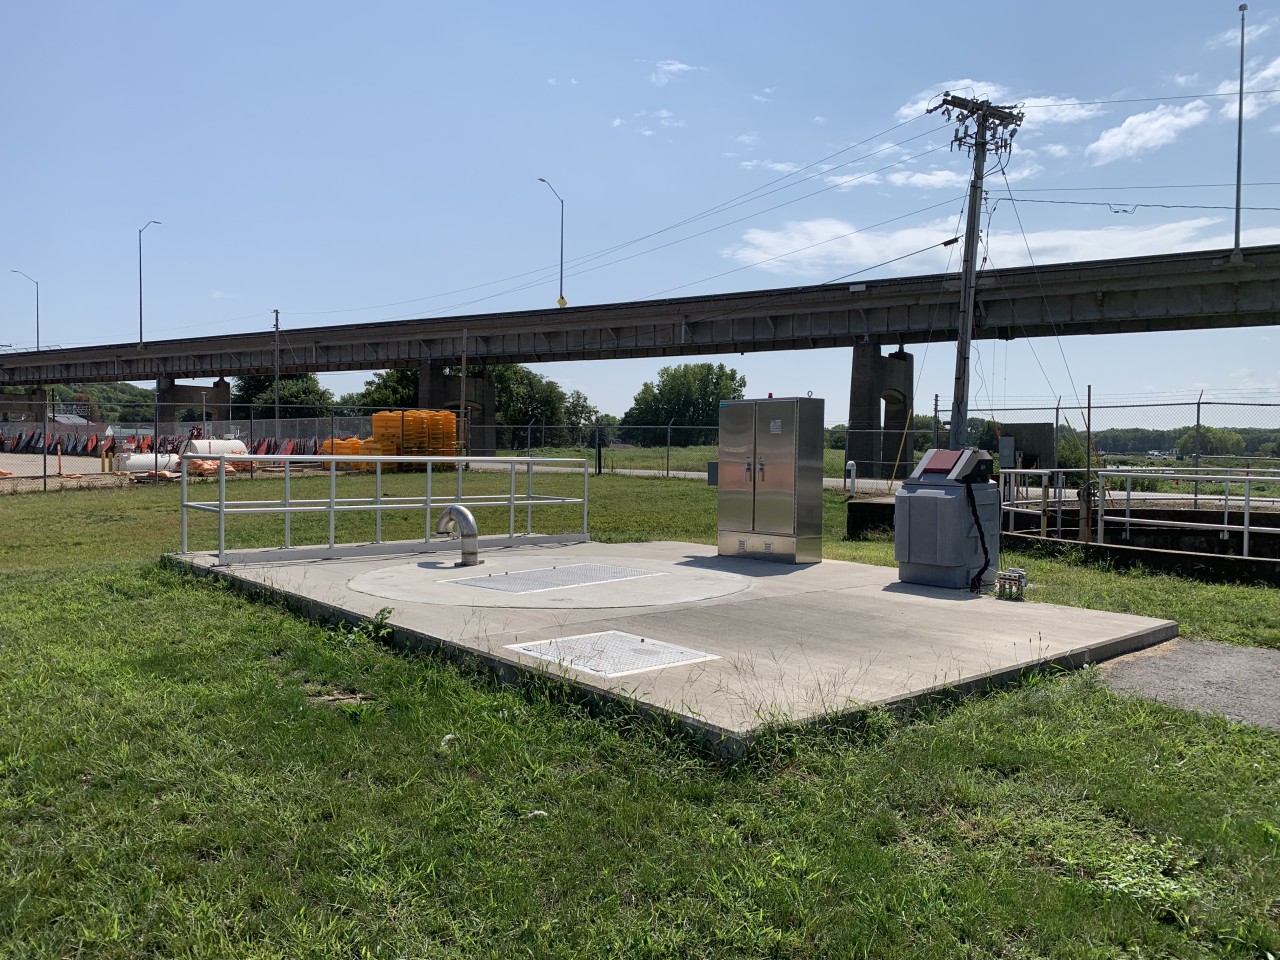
1 474 1277 958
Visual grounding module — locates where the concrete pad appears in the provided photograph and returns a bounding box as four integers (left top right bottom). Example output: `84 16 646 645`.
174 540 1178 750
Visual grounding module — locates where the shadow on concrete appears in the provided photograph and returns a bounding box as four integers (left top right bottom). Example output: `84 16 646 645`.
674 554 813 578
880 581 985 601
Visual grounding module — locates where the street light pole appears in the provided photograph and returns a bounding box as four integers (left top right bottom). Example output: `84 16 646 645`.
10 270 38 350
537 178 567 307
138 220 161 346
1232 3 1249 263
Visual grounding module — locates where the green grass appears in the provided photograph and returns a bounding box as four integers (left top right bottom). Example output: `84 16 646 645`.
1 475 1278 957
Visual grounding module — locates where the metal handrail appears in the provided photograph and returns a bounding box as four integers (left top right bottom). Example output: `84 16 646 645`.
180 453 590 564
1096 467 1278 557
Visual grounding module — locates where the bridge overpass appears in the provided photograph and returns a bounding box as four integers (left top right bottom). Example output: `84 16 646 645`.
3 244 1277 473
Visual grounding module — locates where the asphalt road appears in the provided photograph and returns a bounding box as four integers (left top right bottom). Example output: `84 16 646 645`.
1100 638 1280 731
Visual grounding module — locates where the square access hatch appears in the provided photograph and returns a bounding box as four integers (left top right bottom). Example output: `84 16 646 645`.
444 562 662 595
507 631 720 678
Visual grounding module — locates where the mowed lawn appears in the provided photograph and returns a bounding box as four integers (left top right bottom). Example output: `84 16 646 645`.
0 474 1277 958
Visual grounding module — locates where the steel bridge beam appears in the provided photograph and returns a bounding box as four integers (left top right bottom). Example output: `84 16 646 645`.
2 244 1277 386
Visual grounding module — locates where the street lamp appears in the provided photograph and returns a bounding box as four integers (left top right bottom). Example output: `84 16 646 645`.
537 178 567 307
1231 3 1249 262
9 270 38 350
138 220 161 346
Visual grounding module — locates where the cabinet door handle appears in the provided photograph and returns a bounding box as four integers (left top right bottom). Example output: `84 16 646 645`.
743 461 752 482
756 459 765 482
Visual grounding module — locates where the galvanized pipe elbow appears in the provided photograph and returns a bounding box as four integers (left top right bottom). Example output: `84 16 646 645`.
435 504 482 566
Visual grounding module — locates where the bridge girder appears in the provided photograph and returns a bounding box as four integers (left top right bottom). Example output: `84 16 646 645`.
2 244 1277 386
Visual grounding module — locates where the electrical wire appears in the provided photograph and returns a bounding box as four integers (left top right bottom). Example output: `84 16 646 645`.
1017 88 1280 108
280 113 946 320
639 196 964 299
375 143 957 323
995 197 1280 213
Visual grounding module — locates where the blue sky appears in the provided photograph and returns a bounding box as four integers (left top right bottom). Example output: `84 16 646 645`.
3 1 1279 421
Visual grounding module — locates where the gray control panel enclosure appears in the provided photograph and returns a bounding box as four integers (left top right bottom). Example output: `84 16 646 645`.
895 448 1000 589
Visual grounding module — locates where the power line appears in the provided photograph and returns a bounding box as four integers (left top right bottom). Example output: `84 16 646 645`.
1019 88 1280 108
281 113 946 320
996 197 1280 213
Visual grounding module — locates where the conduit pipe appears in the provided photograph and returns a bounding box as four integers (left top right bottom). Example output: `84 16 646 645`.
435 504 482 566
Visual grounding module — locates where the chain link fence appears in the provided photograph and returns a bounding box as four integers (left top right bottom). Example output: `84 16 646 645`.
3 396 1278 495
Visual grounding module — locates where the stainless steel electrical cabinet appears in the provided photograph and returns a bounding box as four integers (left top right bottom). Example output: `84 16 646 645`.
717 397 824 563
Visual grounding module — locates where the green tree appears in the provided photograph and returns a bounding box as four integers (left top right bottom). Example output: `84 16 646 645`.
563 390 600 446
492 365 567 447
1175 426 1246 457
620 363 746 446
338 369 418 411
1058 429 1087 470
233 374 334 420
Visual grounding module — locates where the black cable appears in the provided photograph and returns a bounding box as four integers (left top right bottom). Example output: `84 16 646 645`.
964 479 991 593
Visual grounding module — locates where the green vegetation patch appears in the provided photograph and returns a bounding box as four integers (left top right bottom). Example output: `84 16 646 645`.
0 477 1277 956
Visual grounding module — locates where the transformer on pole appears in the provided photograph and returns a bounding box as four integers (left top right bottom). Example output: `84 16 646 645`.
926 92 1023 450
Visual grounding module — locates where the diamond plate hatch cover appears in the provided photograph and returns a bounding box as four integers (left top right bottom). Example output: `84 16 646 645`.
444 563 662 595
508 631 720 678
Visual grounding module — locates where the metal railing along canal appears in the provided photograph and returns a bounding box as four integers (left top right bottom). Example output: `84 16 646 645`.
180 453 590 564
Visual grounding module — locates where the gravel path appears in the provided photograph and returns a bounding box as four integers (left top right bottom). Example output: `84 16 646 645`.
1099 638 1280 731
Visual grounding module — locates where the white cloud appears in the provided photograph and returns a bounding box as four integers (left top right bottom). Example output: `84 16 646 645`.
887 169 966 189
1042 143 1070 158
611 117 623 128
1214 54 1280 119
813 116 827 124
547 78 557 86
823 172 882 190
208 290 233 300
753 94 772 103
721 215 1280 279
639 128 654 137
649 60 703 86
740 159 800 173
1172 72 1200 87
1085 100 1209 164
1208 20 1272 48
632 109 684 130
735 131 760 147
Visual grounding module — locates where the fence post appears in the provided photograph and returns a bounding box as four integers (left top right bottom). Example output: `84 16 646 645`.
153 398 160 475
933 393 940 449
666 418 674 477
526 419 534 455
42 388 50 492
594 422 602 476
1085 385 1092 498
1193 389 1203 506
248 404 255 479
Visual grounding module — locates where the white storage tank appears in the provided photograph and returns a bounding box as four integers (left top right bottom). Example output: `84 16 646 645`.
180 438 247 457
121 452 183 473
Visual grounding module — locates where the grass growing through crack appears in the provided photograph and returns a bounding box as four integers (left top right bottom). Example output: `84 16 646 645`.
0 475 1277 956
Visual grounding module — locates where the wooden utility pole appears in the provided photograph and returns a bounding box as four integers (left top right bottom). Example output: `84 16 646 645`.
927 93 1023 449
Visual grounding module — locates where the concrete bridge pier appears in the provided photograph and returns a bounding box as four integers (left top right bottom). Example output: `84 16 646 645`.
846 342 914 479
416 362 498 455
155 376 231 422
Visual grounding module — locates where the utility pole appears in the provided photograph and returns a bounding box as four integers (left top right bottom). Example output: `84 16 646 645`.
927 92 1023 449
1231 3 1248 263
273 309 281 439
